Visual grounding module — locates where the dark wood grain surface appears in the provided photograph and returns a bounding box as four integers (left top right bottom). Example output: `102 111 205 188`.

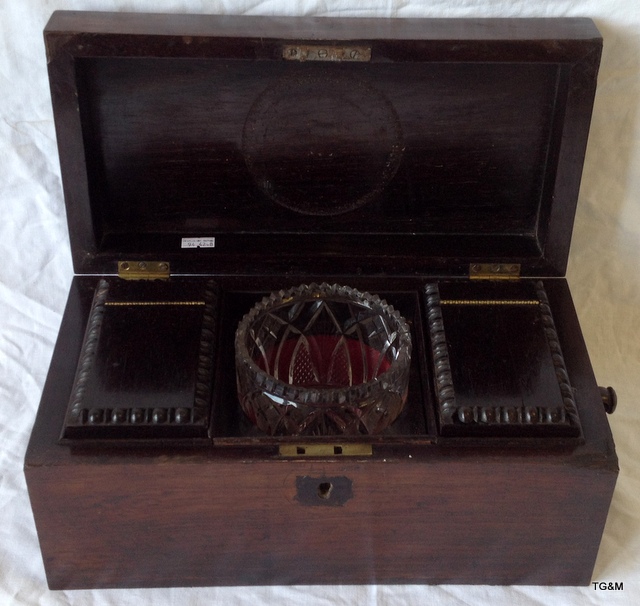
24 13 616 589
60 278 219 440
25 276 617 588
45 12 601 277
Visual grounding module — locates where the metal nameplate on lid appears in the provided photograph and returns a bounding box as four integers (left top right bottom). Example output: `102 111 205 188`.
282 44 371 62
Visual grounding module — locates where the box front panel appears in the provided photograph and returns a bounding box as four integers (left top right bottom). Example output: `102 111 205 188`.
26 455 616 588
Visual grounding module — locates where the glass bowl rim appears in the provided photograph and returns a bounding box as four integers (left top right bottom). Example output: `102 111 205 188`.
234 282 412 407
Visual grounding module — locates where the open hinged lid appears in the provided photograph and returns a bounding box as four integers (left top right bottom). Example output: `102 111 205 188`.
45 11 602 278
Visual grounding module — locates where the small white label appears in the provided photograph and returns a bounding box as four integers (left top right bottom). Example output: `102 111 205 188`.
181 237 216 249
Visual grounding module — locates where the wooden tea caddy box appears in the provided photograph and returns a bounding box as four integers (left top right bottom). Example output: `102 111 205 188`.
25 11 618 588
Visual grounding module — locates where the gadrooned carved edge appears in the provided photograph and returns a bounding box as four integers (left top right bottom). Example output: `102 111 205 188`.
535 280 580 428
192 280 219 425
424 283 457 423
65 279 220 429
66 279 110 426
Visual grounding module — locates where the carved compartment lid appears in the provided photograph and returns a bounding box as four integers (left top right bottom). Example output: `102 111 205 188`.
45 12 602 277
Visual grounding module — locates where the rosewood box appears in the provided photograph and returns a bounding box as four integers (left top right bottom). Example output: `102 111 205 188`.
25 11 618 588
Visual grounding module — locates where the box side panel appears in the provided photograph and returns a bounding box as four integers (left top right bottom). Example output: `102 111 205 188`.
544 279 618 456
24 277 94 466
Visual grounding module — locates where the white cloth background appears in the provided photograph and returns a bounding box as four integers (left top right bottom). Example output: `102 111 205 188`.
1 1 639 604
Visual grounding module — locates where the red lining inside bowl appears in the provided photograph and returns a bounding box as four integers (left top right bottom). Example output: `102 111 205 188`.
255 335 392 388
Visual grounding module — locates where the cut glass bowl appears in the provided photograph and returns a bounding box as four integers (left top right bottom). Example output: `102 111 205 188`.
235 283 412 436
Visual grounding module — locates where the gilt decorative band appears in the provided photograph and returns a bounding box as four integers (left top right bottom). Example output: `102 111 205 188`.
439 299 539 306
104 301 205 306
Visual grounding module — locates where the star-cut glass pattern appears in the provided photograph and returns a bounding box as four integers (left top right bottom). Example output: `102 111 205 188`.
235 283 412 436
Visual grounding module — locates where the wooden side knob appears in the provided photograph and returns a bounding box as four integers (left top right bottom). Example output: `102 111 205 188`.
599 386 617 414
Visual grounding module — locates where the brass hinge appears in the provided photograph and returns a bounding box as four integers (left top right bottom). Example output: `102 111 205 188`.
469 263 520 280
118 261 170 280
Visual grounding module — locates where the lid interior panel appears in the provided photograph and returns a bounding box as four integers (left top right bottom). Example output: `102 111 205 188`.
46 14 602 276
